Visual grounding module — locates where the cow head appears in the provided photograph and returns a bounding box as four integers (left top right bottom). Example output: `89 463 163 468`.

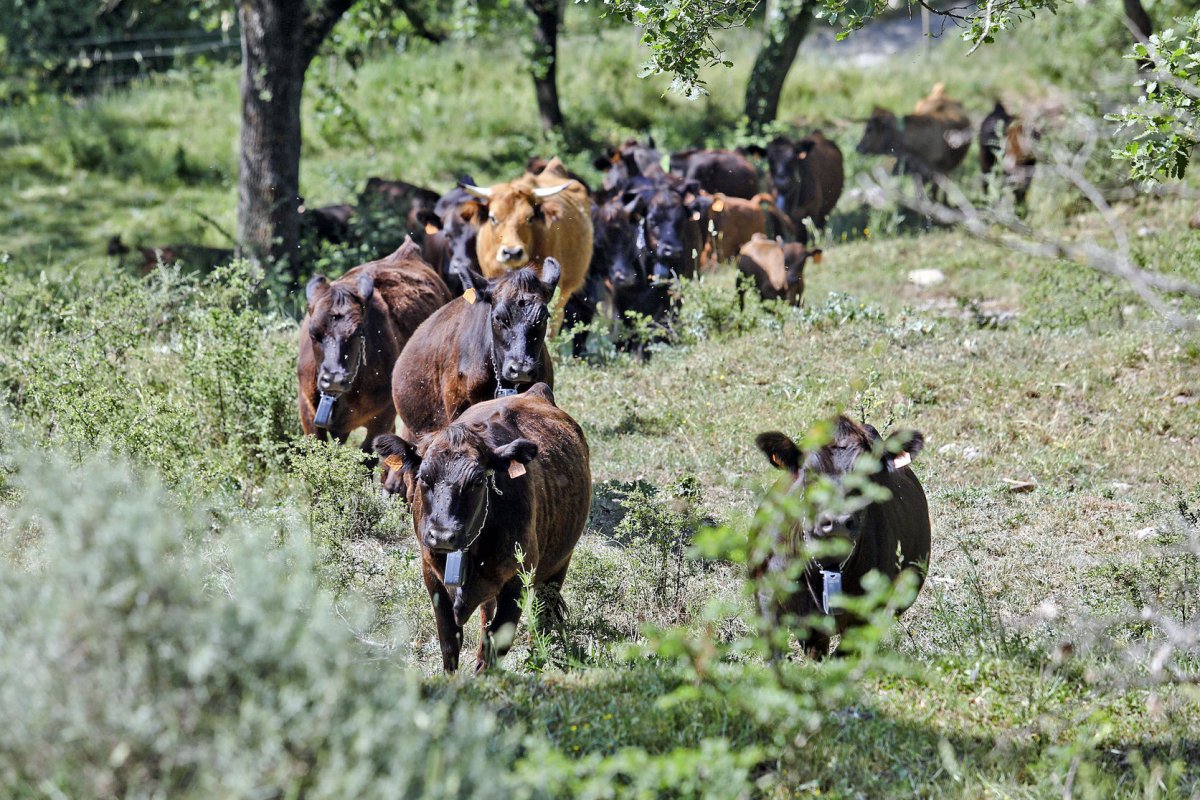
856 108 902 157
373 422 537 552
624 180 702 283
756 416 923 558
462 260 560 384
782 242 819 293
304 270 375 395
461 181 572 269
592 198 641 292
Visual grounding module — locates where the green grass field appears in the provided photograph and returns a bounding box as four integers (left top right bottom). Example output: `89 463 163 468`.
2 2 1200 797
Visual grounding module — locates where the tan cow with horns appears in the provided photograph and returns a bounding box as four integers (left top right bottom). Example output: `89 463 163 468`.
462 158 592 334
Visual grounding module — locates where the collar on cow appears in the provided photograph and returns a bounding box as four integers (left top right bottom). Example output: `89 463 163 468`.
487 348 522 399
807 536 858 616
635 217 648 255
463 468 503 552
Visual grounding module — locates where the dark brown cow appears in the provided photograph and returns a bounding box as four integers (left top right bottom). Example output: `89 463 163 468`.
754 415 930 659
857 85 971 191
299 203 356 245
592 139 666 192
106 236 233 274
390 260 560 446
703 192 793 264
978 101 1013 177
422 184 484 295
669 149 760 199
737 232 819 306
298 239 452 454
1002 120 1038 209
359 177 442 237
373 383 591 673
747 132 844 241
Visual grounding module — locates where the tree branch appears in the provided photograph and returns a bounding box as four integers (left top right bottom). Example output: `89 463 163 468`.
302 0 360 68
390 0 447 44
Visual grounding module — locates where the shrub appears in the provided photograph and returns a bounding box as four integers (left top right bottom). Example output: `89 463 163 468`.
0 447 519 799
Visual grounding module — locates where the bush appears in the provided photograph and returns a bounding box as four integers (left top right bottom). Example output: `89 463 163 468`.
0 261 297 492
0 447 519 799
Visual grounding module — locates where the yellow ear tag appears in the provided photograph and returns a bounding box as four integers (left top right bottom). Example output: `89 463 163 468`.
712 199 725 213
770 454 783 469
892 452 911 469
463 287 477 304
812 251 823 264
507 460 527 479
383 455 405 471
424 222 439 235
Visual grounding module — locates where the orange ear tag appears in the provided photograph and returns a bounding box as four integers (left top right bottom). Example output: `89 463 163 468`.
425 222 439 235
812 252 823 264
712 199 725 213
770 455 783 469
383 455 405 471
463 288 477 304
892 452 911 469
507 460 527 479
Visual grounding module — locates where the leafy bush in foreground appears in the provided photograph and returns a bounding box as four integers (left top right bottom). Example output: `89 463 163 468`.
0 449 516 799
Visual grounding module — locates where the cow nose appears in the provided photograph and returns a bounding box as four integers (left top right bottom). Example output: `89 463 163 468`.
502 360 534 383
657 243 677 259
499 246 525 263
318 370 350 393
816 512 857 537
425 524 460 551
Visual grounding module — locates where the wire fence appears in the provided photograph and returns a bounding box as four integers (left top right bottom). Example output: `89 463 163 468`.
5 29 241 92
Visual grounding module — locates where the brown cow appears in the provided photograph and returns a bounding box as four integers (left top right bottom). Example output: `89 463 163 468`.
754 416 930 659
463 158 592 334
856 84 971 190
737 233 820 306
106 236 233 274
669 149 760 199
373 382 591 673
298 239 452 454
1002 119 1038 209
704 192 794 264
390 260 560 454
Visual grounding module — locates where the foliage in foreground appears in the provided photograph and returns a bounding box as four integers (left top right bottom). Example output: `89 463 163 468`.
0 448 516 799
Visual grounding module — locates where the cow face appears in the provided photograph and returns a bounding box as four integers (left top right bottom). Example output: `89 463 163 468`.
764 137 800 202
373 427 537 552
444 201 483 289
856 109 901 157
627 184 699 283
467 260 560 385
756 416 923 557
592 199 640 291
467 183 571 269
304 272 374 395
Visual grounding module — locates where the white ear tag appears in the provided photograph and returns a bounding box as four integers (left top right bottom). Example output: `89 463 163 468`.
463 287 477 304
507 460 526 479
892 451 911 470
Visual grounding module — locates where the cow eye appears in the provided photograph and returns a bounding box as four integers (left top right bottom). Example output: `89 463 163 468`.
526 215 534 224
488 214 498 226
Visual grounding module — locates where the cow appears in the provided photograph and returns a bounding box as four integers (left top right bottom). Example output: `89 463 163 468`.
623 177 705 286
856 84 971 193
753 415 930 659
703 192 793 264
592 139 666 192
422 183 484 295
526 156 593 195
669 149 760 199
298 238 452 455
1002 120 1038 210
390 260 560 449
359 177 442 240
372 382 590 674
462 158 592 335
746 132 844 242
978 101 1013 177
737 232 820 306
562 197 642 357
106 236 233 274
299 203 355 245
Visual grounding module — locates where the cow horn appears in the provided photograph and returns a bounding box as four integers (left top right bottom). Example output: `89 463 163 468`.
533 183 571 199
460 183 492 199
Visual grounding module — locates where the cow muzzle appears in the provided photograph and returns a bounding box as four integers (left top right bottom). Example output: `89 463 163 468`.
498 245 527 265
318 369 352 395
500 357 535 384
812 511 859 539
424 524 466 552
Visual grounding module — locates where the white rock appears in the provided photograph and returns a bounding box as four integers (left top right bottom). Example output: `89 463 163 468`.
962 446 983 462
908 268 946 287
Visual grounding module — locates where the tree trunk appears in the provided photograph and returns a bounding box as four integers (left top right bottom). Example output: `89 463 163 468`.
744 0 812 131
1123 0 1154 72
527 0 564 133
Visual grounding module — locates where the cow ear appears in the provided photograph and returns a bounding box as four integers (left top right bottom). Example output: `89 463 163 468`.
305 275 329 305
756 431 801 473
883 429 924 471
461 201 483 222
415 209 442 232
539 258 562 295
524 382 556 406
373 434 421 473
742 144 767 158
356 272 375 304
796 139 817 155
395 235 422 260
463 268 492 304
491 438 538 468
593 152 615 171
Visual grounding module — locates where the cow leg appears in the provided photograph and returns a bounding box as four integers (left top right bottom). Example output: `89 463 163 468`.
423 565 463 673
475 579 523 673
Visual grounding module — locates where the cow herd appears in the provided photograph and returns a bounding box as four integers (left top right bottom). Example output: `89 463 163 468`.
287 84 1047 672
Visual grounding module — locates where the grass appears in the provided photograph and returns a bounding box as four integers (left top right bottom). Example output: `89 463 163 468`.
3 0 1200 796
